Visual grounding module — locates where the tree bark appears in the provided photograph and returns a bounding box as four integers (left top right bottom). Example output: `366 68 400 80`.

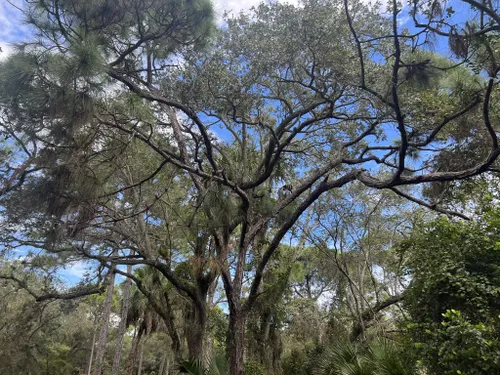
111 262 133 375
158 353 167 375
93 271 116 375
165 358 170 375
186 302 207 362
137 340 144 375
351 294 404 341
227 310 246 375
204 277 217 365
126 324 143 375
85 330 97 375
162 290 182 360
260 311 272 368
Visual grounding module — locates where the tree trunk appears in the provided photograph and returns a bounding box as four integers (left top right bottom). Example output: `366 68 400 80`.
259 311 272 368
93 271 116 375
204 277 217 365
165 358 170 375
158 353 167 375
126 325 143 375
162 290 182 360
186 303 207 362
111 262 133 375
85 330 97 375
137 341 144 375
227 310 246 375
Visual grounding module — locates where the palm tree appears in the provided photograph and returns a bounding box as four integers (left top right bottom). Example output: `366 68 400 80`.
124 267 187 374
124 283 164 375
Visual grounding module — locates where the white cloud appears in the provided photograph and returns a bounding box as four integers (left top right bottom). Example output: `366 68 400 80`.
214 0 270 17
397 13 410 27
0 43 13 61
213 0 300 22
63 260 90 279
213 0 264 16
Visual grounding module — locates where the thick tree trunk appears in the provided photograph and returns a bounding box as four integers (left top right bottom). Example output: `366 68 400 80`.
184 271 211 362
204 278 217 365
111 263 133 375
93 271 116 375
227 310 246 375
162 291 182 360
186 303 207 362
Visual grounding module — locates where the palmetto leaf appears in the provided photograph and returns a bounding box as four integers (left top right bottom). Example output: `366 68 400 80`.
178 359 205 375
314 340 413 375
178 353 228 375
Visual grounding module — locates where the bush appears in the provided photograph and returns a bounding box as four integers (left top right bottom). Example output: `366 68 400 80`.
409 310 500 375
244 360 269 375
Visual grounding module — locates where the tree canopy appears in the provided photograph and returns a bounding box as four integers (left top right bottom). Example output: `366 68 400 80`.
1 0 500 374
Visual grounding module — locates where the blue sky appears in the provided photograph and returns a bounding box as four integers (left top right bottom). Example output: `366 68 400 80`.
0 1 25 58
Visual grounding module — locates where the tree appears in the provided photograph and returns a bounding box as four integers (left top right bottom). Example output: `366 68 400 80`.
93 268 116 375
399 210 500 374
0 0 216 363
1 0 500 374
111 262 133 375
0 264 101 375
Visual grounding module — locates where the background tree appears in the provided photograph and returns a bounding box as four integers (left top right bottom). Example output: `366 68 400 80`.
399 210 500 374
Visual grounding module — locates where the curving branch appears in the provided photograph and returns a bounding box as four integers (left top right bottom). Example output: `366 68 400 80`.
0 274 105 302
351 294 404 340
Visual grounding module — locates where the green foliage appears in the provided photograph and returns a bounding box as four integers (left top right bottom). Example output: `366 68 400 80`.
244 360 269 375
401 213 500 323
178 359 206 375
208 306 229 350
313 340 414 375
178 353 229 375
409 310 500 375
0 273 100 375
400 210 500 374
178 356 270 375
282 348 311 375
1 1 499 375
282 338 414 375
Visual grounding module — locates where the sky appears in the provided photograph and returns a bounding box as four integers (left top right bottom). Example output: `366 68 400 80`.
0 1 23 58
